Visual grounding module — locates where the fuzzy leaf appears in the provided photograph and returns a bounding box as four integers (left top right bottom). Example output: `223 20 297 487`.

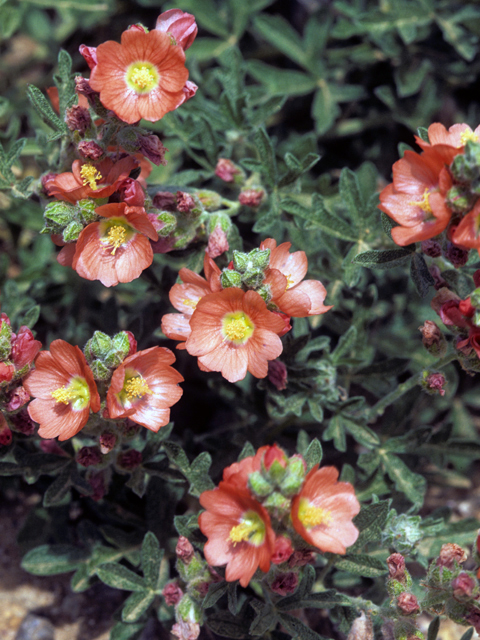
122 590 156 623
96 563 146 592
141 532 162 590
304 439 323 471
334 554 387 577
381 453 426 508
410 252 435 297
21 544 89 576
352 248 414 269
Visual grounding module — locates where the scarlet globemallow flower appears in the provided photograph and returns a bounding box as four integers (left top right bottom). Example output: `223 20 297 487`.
89 29 191 124
161 253 222 348
106 346 184 432
379 146 458 246
185 288 285 383
452 199 480 255
291 465 360 555
45 156 137 204
61 203 158 287
23 340 100 440
199 481 276 587
415 122 480 150
261 239 332 317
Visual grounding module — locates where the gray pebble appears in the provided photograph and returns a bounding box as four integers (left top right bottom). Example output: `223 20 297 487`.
15 614 55 640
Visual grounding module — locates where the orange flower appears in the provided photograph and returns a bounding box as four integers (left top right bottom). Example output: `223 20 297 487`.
89 29 190 124
185 288 285 383
199 481 275 587
291 466 360 555
23 340 100 440
221 446 269 490
45 156 137 204
415 123 480 151
379 146 458 246
452 199 480 254
66 203 158 287
161 253 222 349
261 239 332 317
106 346 183 432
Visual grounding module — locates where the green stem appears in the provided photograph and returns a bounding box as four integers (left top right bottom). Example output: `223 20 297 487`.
367 352 458 423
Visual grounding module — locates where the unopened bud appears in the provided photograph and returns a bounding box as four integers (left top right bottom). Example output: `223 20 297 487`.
279 455 306 497
99 431 116 454
238 188 265 208
65 105 91 134
446 185 476 213
419 321 447 357
176 594 203 624
270 572 298 595
268 359 288 390
171 621 200 640
248 470 273 498
176 191 195 213
163 581 184 606
421 239 442 257
271 536 293 565
85 331 112 362
220 269 242 288
117 449 142 470
153 191 176 211
288 549 315 567
422 371 446 397
62 220 83 242
452 572 476 599
396 592 420 615
77 140 103 160
437 543 467 569
137 134 167 166
5 385 30 412
77 446 102 467
444 242 470 268
387 553 406 581
347 612 374 640
9 408 36 435
262 491 290 517
207 225 229 259
215 158 242 183
466 608 480 633
119 178 145 206
176 536 195 564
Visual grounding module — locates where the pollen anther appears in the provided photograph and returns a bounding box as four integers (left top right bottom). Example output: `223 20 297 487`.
80 163 102 190
103 226 127 255
460 130 478 146
298 499 333 529
51 386 76 404
124 376 151 399
408 188 433 214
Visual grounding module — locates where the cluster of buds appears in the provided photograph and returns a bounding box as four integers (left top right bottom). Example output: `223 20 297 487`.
431 272 480 371
41 199 98 243
214 158 266 210
198 444 360 588
84 330 136 381
0 313 41 445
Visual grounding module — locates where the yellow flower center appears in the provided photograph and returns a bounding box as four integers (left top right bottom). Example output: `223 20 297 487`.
124 376 151 399
408 188 432 214
229 510 266 547
298 498 333 529
222 312 254 344
51 376 91 411
285 274 295 290
460 130 478 146
182 298 198 309
125 62 159 94
102 226 127 255
80 164 102 190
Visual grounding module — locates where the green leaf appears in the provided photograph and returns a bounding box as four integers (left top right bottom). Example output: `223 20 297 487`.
43 463 74 507
21 544 89 576
331 325 357 364
277 589 350 611
253 14 307 67
277 612 331 640
203 581 229 608
282 196 357 242
410 252 435 297
334 554 387 578
19 305 40 328
96 563 146 592
312 85 340 135
459 629 474 640
26 84 67 134
254 127 277 187
247 61 317 96
238 442 256 460
338 415 380 448
304 439 323 471
141 532 162 590
427 616 440 640
122 590 155 623
249 96 287 128
110 621 145 640
381 453 426 508
339 168 364 230
351 501 390 548
352 248 414 269
163 441 214 497
70 564 91 592
323 415 346 452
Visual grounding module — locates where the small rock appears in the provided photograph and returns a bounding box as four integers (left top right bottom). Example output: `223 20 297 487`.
15 614 55 640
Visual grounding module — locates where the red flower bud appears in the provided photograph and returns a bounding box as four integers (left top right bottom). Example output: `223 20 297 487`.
155 9 198 51
238 188 265 208
424 372 446 396
421 239 442 257
176 191 195 213
78 140 104 160
263 444 288 471
120 178 145 206
117 449 142 470
271 572 298 596
162 581 184 606
99 431 116 454
5 385 30 412
387 553 406 581
215 158 241 183
268 359 288 390
137 135 167 166
271 536 293 564
396 592 420 615
39 439 67 456
0 362 14 384
11 326 41 370
153 191 177 211
9 407 36 435
79 44 98 70
452 572 476 598
65 105 91 134
176 536 195 564
288 549 316 567
207 225 229 259
437 543 467 569
77 446 102 467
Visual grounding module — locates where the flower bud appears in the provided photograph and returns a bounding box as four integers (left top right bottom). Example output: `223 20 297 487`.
271 536 293 564
207 224 229 259
445 185 476 213
248 471 273 498
243 268 264 288
119 178 145 206
149 211 177 238
40 439 67 456
195 189 222 211
79 44 97 70
419 321 447 357
77 140 103 160
220 269 242 289
262 491 291 517
88 470 106 501
62 220 83 243
9 407 36 435
268 359 288 390
396 592 420 615
153 191 177 211
429 264 447 290
437 543 467 569
156 10 197 50
0 362 14 384
89 360 111 381
85 331 112 361
5 386 30 412
421 371 446 397
176 536 195 564
444 242 470 268
163 581 184 606
65 105 91 134
421 239 442 257
215 158 243 183
387 553 406 581
117 449 142 470
137 134 167 166
171 621 200 640
452 572 476 599
466 607 480 633
288 549 315 567
0 418 12 446
77 446 102 467
176 594 203 625
279 455 306 497
43 201 75 230
270 572 298 596
176 191 196 213
99 431 116 454
238 188 265 208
